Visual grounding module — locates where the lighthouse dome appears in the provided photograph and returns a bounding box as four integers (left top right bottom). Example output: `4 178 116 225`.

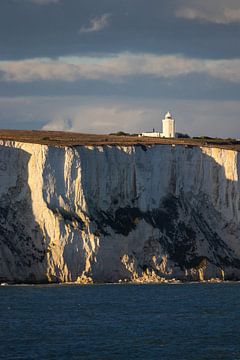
165 111 172 119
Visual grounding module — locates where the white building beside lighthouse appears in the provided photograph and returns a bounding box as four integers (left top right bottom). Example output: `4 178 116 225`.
140 111 176 138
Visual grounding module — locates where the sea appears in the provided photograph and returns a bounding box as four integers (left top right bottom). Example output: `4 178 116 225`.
0 283 240 360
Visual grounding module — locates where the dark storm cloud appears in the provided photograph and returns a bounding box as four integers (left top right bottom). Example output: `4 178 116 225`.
0 0 240 136
1 74 240 101
0 0 239 60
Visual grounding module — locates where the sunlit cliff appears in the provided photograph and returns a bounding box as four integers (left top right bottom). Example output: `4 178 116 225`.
0 141 239 283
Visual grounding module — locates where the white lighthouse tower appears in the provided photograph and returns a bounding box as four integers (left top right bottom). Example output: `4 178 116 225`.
139 111 176 138
161 111 175 138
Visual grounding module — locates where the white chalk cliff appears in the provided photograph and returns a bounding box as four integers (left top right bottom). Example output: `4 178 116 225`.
0 141 239 283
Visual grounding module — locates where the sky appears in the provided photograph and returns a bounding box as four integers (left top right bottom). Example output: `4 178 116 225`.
0 0 240 137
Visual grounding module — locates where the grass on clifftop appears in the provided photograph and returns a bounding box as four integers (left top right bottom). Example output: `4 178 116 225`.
0 129 239 150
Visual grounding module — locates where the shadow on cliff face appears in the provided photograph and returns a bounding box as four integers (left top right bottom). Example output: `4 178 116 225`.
1 144 239 283
0 146 47 284
80 144 240 281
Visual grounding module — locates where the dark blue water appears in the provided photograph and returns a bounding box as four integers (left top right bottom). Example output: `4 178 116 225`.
0 283 240 360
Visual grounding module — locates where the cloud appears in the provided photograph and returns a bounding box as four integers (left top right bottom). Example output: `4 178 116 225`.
42 105 148 133
0 53 240 84
14 0 61 4
176 1 240 24
79 14 111 33
27 0 60 4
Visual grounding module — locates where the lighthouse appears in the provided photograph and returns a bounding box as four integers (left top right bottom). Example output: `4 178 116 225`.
161 111 175 138
140 111 176 138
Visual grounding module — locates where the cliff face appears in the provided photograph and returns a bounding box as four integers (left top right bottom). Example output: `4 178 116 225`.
0 141 239 283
